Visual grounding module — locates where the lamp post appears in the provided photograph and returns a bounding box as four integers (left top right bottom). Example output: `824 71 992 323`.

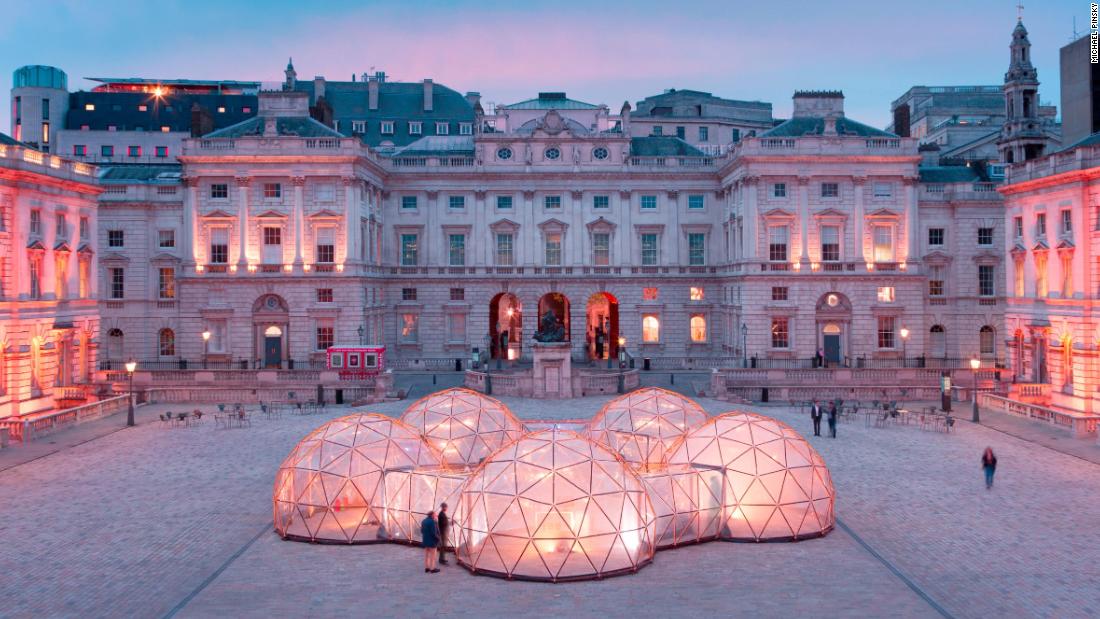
741 323 748 368
125 359 137 427
617 336 627 393
202 329 211 369
970 356 981 423
900 327 910 368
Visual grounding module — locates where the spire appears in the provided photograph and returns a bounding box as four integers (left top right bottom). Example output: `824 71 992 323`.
998 16 1047 164
284 58 297 91
287 57 295 71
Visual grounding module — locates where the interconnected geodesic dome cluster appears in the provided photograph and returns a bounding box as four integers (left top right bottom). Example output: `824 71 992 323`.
273 387 836 582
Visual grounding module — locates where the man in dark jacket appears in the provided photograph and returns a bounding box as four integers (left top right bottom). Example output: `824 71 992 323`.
437 502 451 565
421 510 440 573
810 399 823 436
827 402 838 438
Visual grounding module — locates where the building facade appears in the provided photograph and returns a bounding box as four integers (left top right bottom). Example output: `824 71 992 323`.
0 133 100 418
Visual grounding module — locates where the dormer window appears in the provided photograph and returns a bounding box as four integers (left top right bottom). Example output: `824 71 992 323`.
435 122 449 135
409 121 422 135
381 121 394 135
459 122 472 135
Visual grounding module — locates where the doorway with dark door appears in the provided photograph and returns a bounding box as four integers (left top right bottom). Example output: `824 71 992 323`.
264 325 283 368
822 323 841 367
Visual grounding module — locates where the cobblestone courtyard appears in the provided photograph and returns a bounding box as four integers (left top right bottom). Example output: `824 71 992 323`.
2 388 1099 618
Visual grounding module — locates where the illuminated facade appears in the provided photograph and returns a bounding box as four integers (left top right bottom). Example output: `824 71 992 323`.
0 133 100 418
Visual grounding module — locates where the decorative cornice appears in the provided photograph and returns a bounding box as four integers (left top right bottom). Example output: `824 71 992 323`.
291 176 307 187
234 176 251 187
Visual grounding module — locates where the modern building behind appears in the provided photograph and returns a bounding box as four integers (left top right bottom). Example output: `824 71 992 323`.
1059 34 1100 148
629 89 775 156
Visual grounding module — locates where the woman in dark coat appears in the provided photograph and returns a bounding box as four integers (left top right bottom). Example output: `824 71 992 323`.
421 510 440 573
981 447 997 489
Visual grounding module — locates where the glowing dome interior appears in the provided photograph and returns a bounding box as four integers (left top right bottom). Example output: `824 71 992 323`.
400 388 526 467
667 411 836 541
273 413 444 543
273 389 836 580
586 387 708 469
453 429 656 582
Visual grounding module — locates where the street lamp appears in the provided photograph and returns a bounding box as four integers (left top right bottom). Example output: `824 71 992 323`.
202 329 211 369
900 327 910 368
617 336 627 394
125 359 137 427
970 356 981 423
741 323 748 368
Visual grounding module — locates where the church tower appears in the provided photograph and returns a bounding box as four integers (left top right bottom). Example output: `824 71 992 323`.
998 19 1047 163
284 58 297 91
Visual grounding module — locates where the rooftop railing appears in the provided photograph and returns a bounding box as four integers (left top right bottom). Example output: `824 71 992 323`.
0 143 96 183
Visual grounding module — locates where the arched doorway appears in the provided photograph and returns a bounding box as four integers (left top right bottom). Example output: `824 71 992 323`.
585 292 619 361
489 293 522 359
929 325 946 359
106 328 124 361
822 324 841 366
815 292 851 366
537 292 570 342
263 325 283 368
253 294 289 368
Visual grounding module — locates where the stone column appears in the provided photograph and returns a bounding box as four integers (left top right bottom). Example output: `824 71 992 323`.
235 177 250 269
619 190 632 265
798 176 810 264
853 176 866 262
426 191 439 266
904 177 918 263
66 211 80 297
292 177 305 268
182 177 198 269
42 208 56 300
343 177 357 265
523 190 536 265
743 178 758 260
668 190 681 264
569 190 583 265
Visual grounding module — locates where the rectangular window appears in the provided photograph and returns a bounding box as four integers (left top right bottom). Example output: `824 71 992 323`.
29 210 41 235
409 121 422 135
401 195 418 210
110 267 125 299
158 229 175 248
101 145 114 157
496 195 513 209
676 126 685 139
688 233 706 265
593 233 610 265
731 128 741 142
400 314 419 343
873 182 892 198
593 195 609 209
158 267 175 299
448 234 466 266
821 182 839 198
448 313 467 341
55 214 67 237
773 183 786 198
401 234 418 266
977 227 993 246
435 122 449 135
1014 217 1024 238
928 228 944 246
72 145 86 157
459 122 473 135
821 225 840 261
877 316 896 349
29 258 40 299
873 225 893 262
979 265 995 297
771 317 789 348
652 126 663 136
641 233 659 265
1061 210 1073 234
643 287 659 301
316 326 334 351
545 232 562 265
351 120 366 134
315 227 335 263
642 314 660 342
317 288 334 303
210 227 229 263
381 121 394 135
689 287 705 301
496 233 514 265
771 286 788 301
41 122 49 144
698 126 709 142
108 229 124 247
1036 213 1046 236
688 194 705 210
127 145 141 157
263 183 282 199
210 184 228 199
929 266 945 296
640 195 657 209
79 216 89 240
877 286 895 302
154 146 168 158
544 195 561 209
402 288 417 301
449 195 465 209
768 225 788 262
449 287 465 301
690 315 707 342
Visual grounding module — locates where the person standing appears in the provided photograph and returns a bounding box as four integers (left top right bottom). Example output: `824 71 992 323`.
827 401 838 438
595 326 605 360
810 399 823 437
421 510 440 573
437 502 451 565
981 447 998 490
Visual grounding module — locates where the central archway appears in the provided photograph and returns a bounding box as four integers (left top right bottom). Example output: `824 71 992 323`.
586 292 619 360
253 294 289 368
489 293 522 359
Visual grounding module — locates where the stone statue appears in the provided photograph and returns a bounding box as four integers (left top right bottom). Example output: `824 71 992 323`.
533 308 566 343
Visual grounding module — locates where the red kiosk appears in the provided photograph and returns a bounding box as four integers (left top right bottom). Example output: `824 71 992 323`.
326 345 386 380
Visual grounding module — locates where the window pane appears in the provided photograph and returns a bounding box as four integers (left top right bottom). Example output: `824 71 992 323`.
642 315 660 342
690 315 706 342
873 226 893 262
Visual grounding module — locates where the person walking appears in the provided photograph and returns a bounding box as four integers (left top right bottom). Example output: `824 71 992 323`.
421 510 440 573
810 399 823 437
981 447 998 490
827 401 838 438
437 502 451 565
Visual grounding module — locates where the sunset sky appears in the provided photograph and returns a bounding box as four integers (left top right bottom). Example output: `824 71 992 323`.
0 0 1085 133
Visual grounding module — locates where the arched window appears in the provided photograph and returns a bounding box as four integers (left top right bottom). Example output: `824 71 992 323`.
107 328 124 360
690 315 707 342
642 315 660 343
158 328 176 357
930 325 946 358
979 326 995 356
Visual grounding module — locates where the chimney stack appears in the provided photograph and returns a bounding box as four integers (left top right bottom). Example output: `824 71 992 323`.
368 79 379 111
893 103 911 137
423 79 434 112
313 76 326 100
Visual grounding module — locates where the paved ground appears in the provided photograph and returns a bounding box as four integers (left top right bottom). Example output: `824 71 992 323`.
1 386 1099 618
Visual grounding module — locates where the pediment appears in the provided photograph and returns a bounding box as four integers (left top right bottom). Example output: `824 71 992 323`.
489 218 521 233
307 209 342 219
1056 238 1075 250
922 250 954 264
255 210 288 219
586 216 617 231
972 250 1002 265
150 252 181 263
761 208 795 219
1009 242 1027 257
100 251 130 264
26 240 45 251
812 208 849 219
537 217 569 231
53 241 71 253
1031 239 1049 252
201 209 234 219
77 243 95 255
866 208 900 219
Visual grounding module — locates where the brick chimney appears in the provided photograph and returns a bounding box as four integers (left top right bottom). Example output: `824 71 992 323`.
368 78 379 111
893 103 911 137
190 102 214 137
313 76 326 100
423 79 434 112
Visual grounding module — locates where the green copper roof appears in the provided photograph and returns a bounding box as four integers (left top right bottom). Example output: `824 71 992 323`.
762 116 896 138
203 116 343 139
504 92 599 110
0 132 23 146
1059 131 1100 151
98 164 183 183
918 166 981 183
630 136 706 157
392 136 474 156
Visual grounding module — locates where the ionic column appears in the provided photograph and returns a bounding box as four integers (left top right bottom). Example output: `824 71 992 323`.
853 176 866 262
569 190 583 265
292 176 305 267
234 176 250 268
743 177 758 260
522 190 535 265
182 177 198 269
342 177 357 265
474 190 487 265
668 190 680 264
798 176 810 264
618 189 632 265
904 177 918 263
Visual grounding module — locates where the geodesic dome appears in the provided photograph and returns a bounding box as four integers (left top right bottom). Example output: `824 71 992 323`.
586 387 708 470
640 465 723 549
453 429 657 582
273 413 444 543
667 411 835 541
400 388 526 467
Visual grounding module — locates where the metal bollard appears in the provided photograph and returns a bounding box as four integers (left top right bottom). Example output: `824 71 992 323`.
670 374 675 385
433 374 437 385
